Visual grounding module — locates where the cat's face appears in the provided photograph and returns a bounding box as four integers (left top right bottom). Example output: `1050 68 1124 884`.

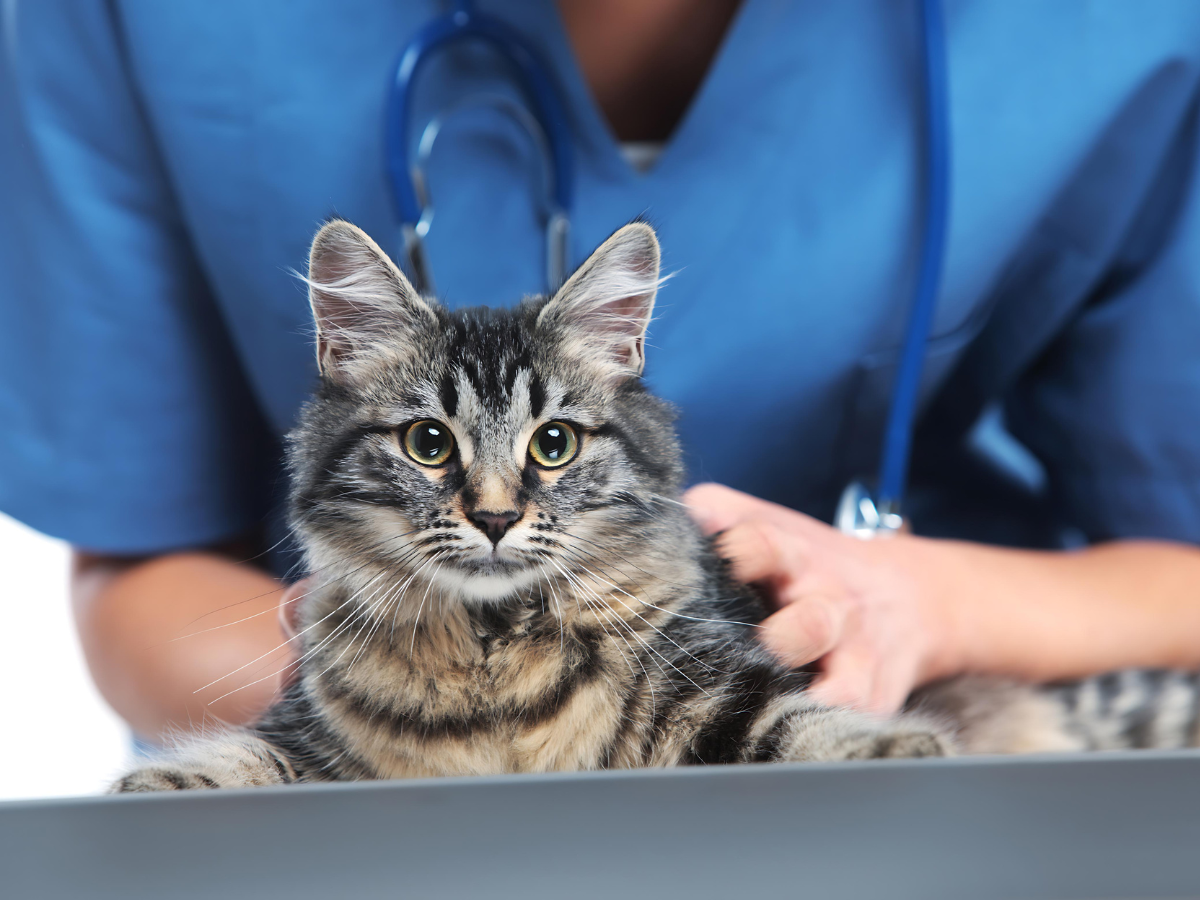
289 221 681 603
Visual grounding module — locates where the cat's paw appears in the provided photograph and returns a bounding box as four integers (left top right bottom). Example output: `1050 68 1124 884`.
838 727 954 760
111 766 221 793
779 709 957 763
110 734 294 793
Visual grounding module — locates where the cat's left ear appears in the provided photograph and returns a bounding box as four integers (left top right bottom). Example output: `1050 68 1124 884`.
537 222 661 379
306 219 438 380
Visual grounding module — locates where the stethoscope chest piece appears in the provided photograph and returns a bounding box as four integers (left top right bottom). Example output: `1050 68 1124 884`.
835 482 906 540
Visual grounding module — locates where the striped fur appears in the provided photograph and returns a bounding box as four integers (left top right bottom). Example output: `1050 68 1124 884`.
114 222 1200 792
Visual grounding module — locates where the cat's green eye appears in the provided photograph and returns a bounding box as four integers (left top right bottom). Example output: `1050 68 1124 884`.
403 420 454 466
529 421 578 468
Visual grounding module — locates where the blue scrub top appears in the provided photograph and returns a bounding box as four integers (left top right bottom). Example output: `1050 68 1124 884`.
3 1 1200 555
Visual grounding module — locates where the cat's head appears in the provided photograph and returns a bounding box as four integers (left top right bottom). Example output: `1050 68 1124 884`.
289 219 682 603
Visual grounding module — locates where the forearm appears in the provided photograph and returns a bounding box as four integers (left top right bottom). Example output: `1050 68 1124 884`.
72 549 290 741
925 538 1200 683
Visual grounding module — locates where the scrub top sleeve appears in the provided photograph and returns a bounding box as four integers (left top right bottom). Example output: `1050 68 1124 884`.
1005 120 1200 544
0 2 277 553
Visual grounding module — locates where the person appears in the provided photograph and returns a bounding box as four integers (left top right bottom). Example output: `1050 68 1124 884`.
3 0 1200 741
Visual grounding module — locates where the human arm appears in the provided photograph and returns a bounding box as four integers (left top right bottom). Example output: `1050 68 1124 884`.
687 482 1200 715
71 545 294 742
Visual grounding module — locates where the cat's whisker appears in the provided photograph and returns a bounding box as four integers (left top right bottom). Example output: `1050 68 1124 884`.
344 577 409 674
537 564 566 657
553 555 724 681
409 559 445 657
176 528 425 632
341 558 434 674
580 593 657 716
194 567 393 694
236 573 403 704
167 593 303 643
207 543 433 702
177 540 431 690
578 590 706 701
548 559 712 697
647 492 690 509
285 545 433 674
202 568 401 703
582 597 647 703
342 548 451 676
561 538 762 630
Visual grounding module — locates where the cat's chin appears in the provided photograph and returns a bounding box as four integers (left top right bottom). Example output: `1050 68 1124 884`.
430 563 542 604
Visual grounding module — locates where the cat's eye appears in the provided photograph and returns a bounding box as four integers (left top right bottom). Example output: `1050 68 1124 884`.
529 421 578 468
403 420 455 466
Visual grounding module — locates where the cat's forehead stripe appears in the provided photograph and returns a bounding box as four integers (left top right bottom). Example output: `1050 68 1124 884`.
528 371 545 420
442 352 546 421
441 308 534 410
439 372 458 418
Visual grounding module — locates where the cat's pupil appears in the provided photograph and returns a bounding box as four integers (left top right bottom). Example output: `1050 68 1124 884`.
539 426 567 459
412 423 446 458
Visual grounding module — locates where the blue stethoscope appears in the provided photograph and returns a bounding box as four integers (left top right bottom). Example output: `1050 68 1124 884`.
387 0 950 539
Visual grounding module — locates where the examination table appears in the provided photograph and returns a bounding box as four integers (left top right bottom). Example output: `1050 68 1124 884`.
2 751 1198 899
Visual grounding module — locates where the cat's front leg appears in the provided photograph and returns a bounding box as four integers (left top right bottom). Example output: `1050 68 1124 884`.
111 732 296 793
758 699 956 763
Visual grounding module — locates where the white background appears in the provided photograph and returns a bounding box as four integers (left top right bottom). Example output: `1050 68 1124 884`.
0 513 129 801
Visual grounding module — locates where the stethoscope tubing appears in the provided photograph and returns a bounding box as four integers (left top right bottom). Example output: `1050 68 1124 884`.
875 0 951 517
386 0 950 530
386 0 574 285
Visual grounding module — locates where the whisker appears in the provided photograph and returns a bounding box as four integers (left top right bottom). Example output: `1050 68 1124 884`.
561 538 762 630
177 528 424 631
200 567 393 701
548 559 711 698
409 561 444 656
553 552 726 676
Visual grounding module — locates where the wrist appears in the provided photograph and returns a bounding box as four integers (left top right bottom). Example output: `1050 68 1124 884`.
900 535 976 684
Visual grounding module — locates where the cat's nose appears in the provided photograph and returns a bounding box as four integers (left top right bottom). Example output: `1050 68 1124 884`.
467 509 521 546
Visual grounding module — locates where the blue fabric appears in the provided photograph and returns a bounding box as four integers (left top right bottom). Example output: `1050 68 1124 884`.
3 0 1200 553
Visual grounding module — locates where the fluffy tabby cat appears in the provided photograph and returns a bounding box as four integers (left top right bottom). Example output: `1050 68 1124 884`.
114 220 1200 792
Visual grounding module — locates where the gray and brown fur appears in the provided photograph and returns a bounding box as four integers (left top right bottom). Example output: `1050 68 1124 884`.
114 221 1200 793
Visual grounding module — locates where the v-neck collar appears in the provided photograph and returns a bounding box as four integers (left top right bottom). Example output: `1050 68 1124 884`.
504 0 764 183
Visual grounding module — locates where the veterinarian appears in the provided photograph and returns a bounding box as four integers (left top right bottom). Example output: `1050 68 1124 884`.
3 1 1200 738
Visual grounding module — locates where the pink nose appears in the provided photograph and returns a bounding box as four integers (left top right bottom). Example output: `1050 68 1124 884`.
467 510 520 546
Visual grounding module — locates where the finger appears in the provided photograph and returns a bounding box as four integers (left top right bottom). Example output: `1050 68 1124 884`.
758 594 847 668
278 577 312 641
683 482 833 538
714 521 807 586
807 644 878 713
682 482 796 534
864 654 920 717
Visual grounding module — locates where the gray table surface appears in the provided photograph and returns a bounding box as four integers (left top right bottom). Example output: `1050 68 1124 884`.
2 750 1199 900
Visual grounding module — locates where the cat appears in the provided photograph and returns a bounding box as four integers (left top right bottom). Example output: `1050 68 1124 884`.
113 220 1200 791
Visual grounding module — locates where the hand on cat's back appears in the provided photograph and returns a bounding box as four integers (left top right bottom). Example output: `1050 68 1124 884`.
684 483 961 716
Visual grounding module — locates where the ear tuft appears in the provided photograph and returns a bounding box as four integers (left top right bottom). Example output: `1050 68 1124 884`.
538 223 662 378
304 220 435 378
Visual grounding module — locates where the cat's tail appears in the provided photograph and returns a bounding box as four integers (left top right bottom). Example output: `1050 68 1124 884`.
912 670 1200 755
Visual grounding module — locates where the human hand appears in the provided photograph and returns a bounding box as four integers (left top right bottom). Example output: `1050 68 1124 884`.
683 483 960 715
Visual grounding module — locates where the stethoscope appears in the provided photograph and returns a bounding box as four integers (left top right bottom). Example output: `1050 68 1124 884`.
386 0 950 539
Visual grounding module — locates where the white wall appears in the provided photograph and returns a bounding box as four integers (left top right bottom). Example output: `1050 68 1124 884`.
0 513 129 800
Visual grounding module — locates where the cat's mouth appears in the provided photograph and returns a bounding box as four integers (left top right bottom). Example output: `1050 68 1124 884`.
460 551 525 574
431 553 543 603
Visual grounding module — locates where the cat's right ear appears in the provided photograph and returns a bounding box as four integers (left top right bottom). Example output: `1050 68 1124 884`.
305 219 437 380
537 222 661 381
